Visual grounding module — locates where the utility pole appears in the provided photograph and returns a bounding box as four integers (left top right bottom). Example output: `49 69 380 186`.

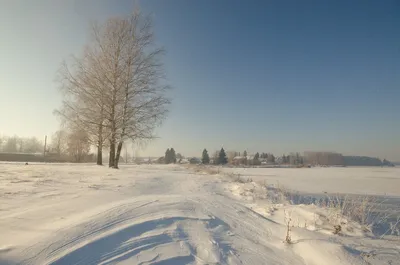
43 135 47 162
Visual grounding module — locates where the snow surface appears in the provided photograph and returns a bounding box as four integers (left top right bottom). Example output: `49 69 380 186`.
222 166 400 196
0 163 399 265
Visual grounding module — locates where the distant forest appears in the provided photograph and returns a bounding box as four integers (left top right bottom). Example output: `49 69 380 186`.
0 135 395 167
303 152 394 167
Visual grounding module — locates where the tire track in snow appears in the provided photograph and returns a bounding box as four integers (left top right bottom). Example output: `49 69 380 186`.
18 196 251 265
19 199 160 265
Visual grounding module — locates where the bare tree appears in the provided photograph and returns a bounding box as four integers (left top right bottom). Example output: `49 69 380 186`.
56 9 169 169
227 151 238 164
55 49 109 165
17 137 24 153
51 130 67 156
99 11 169 168
212 150 219 165
3 136 17 153
24 137 42 153
123 144 131 163
67 128 90 162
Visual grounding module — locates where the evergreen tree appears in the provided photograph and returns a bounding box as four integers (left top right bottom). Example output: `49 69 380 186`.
165 148 171 164
202 149 210 164
170 148 177 163
243 150 247 158
218 148 228 165
268 154 275 163
253 152 260 165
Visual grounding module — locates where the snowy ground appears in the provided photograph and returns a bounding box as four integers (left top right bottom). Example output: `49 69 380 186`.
222 166 400 196
0 163 399 265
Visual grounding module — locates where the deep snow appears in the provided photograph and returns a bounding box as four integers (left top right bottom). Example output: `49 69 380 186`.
0 163 399 265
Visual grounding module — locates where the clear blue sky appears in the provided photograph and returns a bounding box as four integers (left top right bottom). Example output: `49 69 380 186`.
0 0 399 160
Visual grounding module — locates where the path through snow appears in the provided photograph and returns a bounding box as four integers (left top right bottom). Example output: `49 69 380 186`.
0 164 399 264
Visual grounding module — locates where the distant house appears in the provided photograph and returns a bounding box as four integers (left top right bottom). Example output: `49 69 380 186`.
232 156 247 165
232 156 256 165
141 158 151 164
275 156 283 164
189 157 201 164
179 158 189 164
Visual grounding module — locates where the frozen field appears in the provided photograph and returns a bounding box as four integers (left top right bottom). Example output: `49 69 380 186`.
222 166 400 196
0 163 399 265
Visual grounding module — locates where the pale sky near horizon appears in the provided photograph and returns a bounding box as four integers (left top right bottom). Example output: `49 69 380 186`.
0 0 399 160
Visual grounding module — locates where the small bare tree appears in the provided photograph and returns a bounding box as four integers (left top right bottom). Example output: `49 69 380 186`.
3 136 18 153
66 128 90 162
51 130 67 156
55 45 110 165
284 210 292 244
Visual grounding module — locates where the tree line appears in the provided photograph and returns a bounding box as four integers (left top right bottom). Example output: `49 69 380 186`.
0 135 43 154
0 133 92 163
159 148 227 165
160 148 293 166
158 148 393 167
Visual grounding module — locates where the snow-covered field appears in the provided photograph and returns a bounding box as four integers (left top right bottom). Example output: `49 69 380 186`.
222 166 400 196
0 163 399 265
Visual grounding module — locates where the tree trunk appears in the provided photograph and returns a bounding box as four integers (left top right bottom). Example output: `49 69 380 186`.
114 141 123 169
109 101 116 167
109 138 115 167
109 124 115 167
114 80 128 169
97 143 103 165
96 122 103 165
